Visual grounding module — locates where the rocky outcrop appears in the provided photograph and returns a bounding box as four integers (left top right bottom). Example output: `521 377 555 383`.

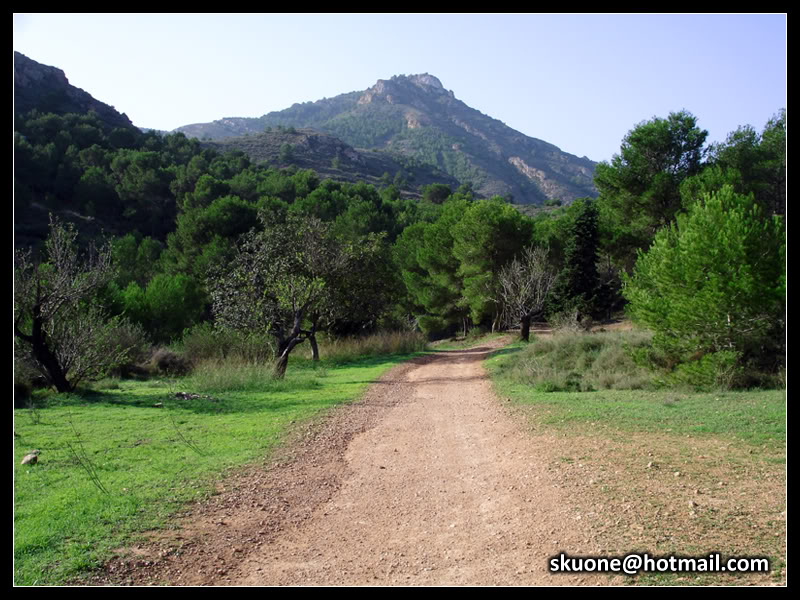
14 51 135 131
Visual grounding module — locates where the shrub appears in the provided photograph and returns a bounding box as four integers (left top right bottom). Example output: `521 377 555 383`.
149 348 193 376
319 331 427 364
501 329 655 392
107 318 151 377
548 309 592 334
121 273 206 344
623 185 785 381
668 350 743 390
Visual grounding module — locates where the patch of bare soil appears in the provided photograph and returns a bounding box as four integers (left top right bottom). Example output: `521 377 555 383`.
525 424 787 585
83 337 785 586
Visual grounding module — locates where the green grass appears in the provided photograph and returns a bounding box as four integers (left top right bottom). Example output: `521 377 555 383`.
13 351 418 585
486 334 786 449
485 338 786 450
430 330 509 351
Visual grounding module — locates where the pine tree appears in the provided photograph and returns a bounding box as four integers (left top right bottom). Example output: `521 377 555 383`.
547 199 601 320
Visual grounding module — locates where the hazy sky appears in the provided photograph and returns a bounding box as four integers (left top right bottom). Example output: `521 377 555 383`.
13 13 786 163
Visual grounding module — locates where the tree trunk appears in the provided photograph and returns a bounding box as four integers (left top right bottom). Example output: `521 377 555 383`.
273 352 289 379
491 311 502 334
273 336 305 379
520 314 531 343
24 312 72 393
308 316 320 361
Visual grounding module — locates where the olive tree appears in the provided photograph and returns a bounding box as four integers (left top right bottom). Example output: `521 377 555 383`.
208 214 351 377
14 217 138 392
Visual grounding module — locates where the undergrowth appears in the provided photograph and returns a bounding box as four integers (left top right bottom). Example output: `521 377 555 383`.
494 329 656 392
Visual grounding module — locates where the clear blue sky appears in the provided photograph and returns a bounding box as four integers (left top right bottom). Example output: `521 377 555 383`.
13 13 786 163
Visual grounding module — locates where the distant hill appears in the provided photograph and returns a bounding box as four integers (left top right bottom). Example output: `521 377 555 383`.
204 127 461 195
13 51 136 132
176 74 597 204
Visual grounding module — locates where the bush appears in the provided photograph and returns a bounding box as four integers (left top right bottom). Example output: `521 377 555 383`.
121 273 206 344
149 348 193 376
668 350 743 390
499 329 655 392
107 318 151 378
548 309 592 334
318 330 427 364
14 359 39 408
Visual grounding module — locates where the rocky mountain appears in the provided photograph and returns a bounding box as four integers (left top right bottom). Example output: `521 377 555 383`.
13 51 136 132
176 74 597 204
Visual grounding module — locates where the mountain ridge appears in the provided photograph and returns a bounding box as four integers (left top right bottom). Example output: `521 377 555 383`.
175 73 597 204
13 51 136 132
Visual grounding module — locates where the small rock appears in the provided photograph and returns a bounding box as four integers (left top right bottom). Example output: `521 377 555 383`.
674 471 681 477
21 450 40 465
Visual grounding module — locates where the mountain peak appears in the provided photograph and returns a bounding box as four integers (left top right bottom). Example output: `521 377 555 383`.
406 73 444 90
175 73 597 204
359 73 454 106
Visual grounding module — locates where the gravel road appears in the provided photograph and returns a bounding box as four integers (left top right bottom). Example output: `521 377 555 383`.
97 339 609 586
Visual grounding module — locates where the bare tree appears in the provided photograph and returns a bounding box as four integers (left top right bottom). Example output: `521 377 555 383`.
14 216 132 392
498 246 556 342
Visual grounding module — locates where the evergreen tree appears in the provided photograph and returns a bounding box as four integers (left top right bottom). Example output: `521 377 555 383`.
594 110 708 270
547 199 602 320
451 198 534 331
622 185 785 379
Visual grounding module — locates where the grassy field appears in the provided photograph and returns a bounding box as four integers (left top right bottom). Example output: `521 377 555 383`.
484 332 787 585
13 346 421 586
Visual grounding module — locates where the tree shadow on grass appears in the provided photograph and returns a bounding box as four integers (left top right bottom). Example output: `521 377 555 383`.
41 353 424 416
56 386 346 416
484 345 524 359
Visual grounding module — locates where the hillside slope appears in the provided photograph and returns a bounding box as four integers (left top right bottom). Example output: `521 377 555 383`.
14 51 136 132
205 127 461 195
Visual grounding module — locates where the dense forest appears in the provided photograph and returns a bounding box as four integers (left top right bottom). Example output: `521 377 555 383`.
14 105 786 394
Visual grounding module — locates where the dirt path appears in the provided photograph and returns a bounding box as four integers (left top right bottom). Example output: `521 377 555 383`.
96 340 613 586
